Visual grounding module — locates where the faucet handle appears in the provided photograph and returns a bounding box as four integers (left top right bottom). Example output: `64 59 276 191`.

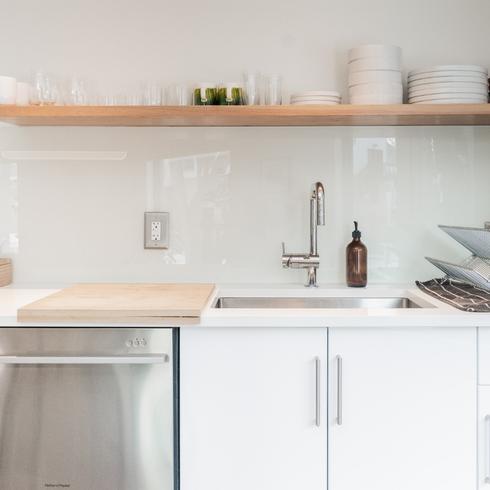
281 241 286 255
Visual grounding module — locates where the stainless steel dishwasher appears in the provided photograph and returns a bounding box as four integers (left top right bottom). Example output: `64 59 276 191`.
0 327 178 490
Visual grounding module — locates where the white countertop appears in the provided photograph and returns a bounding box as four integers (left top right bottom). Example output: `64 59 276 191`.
1 283 490 328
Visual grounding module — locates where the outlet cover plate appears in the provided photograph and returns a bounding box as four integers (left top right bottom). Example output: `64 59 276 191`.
144 212 169 249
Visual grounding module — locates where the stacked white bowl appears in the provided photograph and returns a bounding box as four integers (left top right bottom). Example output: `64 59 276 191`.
348 45 403 104
407 65 489 104
290 91 341 105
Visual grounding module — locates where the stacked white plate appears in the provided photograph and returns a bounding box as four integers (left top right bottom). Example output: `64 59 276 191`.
407 65 489 104
348 45 403 104
290 91 341 105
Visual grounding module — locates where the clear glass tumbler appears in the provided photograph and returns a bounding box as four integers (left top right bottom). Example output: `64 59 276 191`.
264 75 282 105
167 84 190 105
143 83 163 105
243 72 261 105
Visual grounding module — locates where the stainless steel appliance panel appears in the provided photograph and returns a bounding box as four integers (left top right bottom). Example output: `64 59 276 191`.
0 328 175 490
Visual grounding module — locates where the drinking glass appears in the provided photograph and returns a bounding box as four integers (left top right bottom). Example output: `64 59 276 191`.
67 77 88 105
243 72 261 105
264 75 282 105
167 84 190 105
34 72 60 105
143 83 163 105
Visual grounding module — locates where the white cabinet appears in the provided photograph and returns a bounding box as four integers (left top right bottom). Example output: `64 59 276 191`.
180 327 328 490
329 327 477 490
479 387 490 489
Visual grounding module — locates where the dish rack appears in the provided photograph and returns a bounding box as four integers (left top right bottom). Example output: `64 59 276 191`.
426 224 490 292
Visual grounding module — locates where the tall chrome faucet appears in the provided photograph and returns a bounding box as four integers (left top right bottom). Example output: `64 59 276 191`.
282 182 325 287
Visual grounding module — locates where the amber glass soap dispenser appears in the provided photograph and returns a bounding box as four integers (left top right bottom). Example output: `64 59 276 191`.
346 221 367 287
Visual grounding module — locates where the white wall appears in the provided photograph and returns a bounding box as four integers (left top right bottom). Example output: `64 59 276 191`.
0 0 489 285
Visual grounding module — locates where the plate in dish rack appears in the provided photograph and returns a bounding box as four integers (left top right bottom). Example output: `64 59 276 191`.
439 225 490 259
426 256 490 292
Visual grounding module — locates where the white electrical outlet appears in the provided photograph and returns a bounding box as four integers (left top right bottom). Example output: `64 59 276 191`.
144 212 169 249
151 221 161 241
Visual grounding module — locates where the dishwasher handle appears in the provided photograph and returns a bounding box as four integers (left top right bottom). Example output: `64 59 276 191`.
0 354 169 365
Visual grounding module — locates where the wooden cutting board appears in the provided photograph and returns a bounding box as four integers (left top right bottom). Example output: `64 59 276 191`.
17 283 216 324
0 259 12 287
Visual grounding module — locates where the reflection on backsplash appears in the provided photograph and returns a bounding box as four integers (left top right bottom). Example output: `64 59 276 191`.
352 137 399 280
1 126 489 284
146 151 232 266
0 162 18 255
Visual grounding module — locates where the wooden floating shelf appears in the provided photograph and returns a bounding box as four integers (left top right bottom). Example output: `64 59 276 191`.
0 104 490 127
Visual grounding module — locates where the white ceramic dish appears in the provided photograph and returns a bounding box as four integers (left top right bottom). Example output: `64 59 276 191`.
408 65 487 77
348 53 401 69
407 76 488 87
348 70 402 86
291 91 340 98
408 88 488 99
349 82 402 96
290 101 340 105
348 44 401 63
290 96 340 100
408 81 489 90
408 85 488 97
410 98 488 104
408 93 487 103
350 94 403 104
408 71 488 82
291 100 341 105
290 98 342 104
0 76 17 105
349 58 401 73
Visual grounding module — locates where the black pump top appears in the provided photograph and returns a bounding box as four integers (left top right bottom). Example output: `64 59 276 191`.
352 221 361 239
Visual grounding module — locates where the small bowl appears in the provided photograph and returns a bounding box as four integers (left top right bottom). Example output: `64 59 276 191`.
348 70 402 87
348 44 402 63
350 94 403 104
348 58 401 73
348 82 403 96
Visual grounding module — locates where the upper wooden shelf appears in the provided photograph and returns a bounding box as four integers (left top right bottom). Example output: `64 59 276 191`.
1 104 490 127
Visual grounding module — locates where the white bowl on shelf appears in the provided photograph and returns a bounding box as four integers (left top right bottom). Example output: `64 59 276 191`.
290 100 340 105
348 70 402 86
349 58 401 73
349 82 402 96
291 90 340 98
348 44 401 63
350 94 403 104
291 96 340 103
291 97 340 102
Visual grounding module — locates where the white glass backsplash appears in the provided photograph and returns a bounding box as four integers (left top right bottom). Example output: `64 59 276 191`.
0 162 18 255
1 126 488 285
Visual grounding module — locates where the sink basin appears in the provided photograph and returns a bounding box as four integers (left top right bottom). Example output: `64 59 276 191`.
213 296 431 309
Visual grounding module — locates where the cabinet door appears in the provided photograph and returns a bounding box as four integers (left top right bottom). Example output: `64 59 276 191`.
479 387 490 489
329 327 476 490
180 327 328 490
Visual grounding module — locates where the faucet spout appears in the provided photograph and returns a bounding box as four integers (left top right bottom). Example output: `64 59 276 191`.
314 182 325 226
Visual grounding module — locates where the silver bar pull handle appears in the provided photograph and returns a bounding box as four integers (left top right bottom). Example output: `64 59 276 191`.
486 415 490 484
0 355 169 365
336 355 343 426
315 357 321 427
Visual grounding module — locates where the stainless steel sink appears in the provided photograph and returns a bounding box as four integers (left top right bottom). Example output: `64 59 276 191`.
213 296 431 309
